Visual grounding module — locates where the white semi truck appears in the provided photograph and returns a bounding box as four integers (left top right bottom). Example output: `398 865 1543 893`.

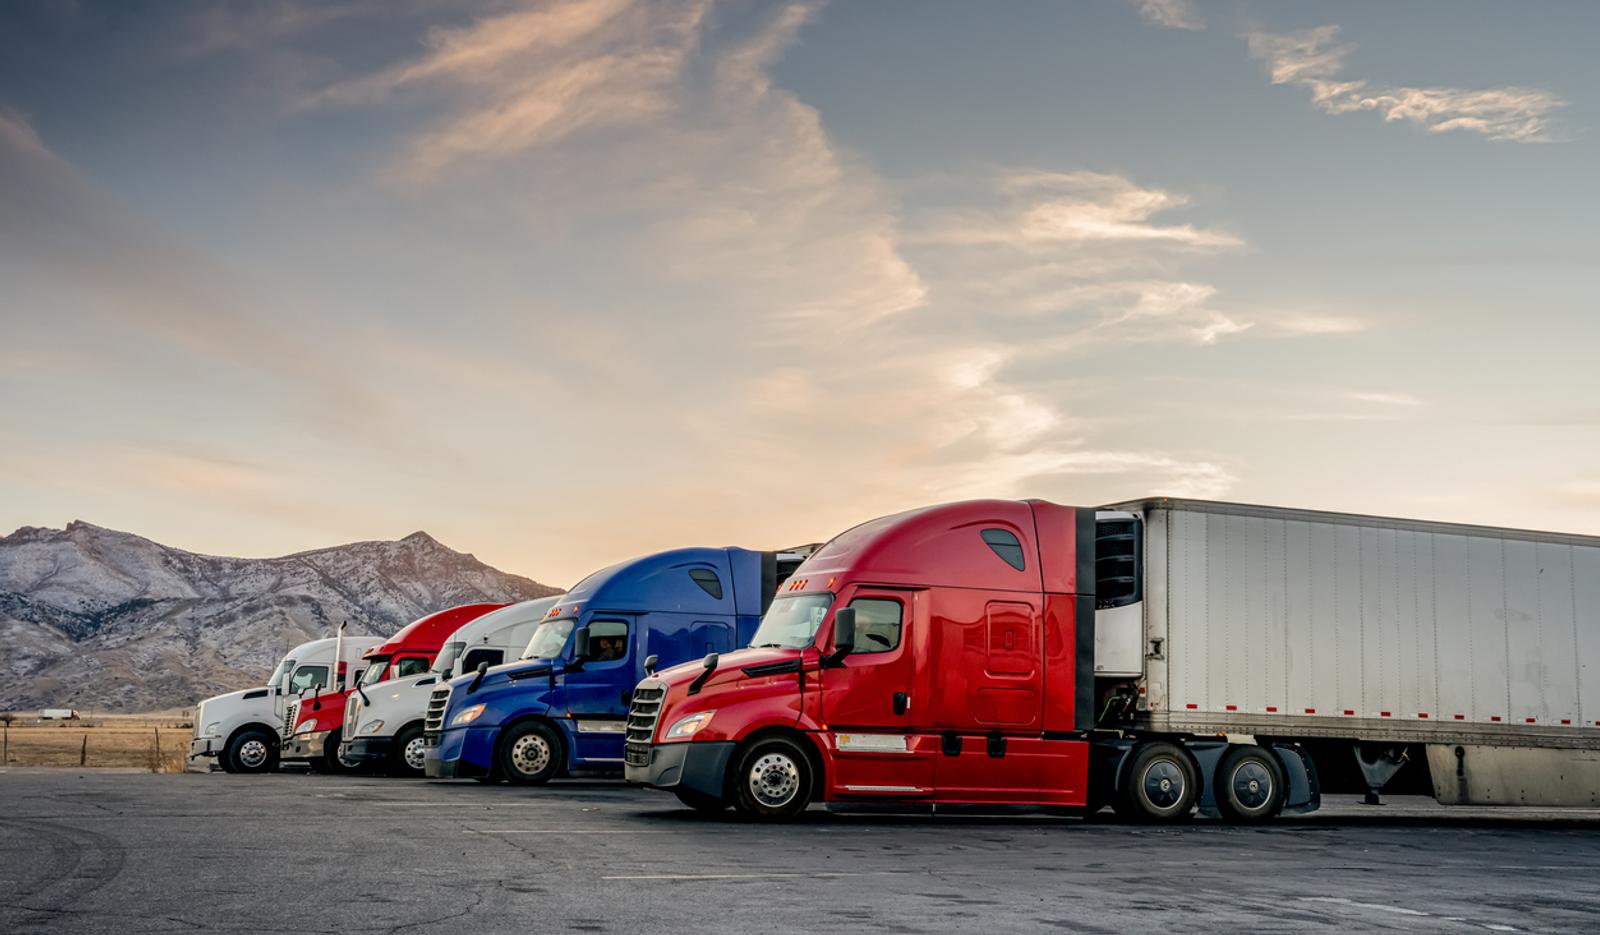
339 596 561 776
190 636 381 773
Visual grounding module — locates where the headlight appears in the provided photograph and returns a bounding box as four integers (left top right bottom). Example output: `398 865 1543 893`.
204 722 221 736
664 710 715 739
451 704 487 726
361 720 385 734
295 720 319 734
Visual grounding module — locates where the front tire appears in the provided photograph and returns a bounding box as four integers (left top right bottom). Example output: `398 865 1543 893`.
224 729 278 774
389 725 428 778
1118 742 1198 823
731 737 813 821
323 728 360 774
497 722 563 785
1215 746 1286 823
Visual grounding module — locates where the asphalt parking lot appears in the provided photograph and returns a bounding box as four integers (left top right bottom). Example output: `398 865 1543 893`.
4 769 1600 934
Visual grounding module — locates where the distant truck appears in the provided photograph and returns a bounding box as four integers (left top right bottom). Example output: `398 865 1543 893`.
39 709 81 720
189 636 382 773
339 596 561 776
279 604 506 773
626 498 1600 821
425 547 811 784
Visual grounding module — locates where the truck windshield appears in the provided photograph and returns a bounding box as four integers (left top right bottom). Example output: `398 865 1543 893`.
359 656 391 687
432 641 465 674
750 593 834 649
522 620 574 660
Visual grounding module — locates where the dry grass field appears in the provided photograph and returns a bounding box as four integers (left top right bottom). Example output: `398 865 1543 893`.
1 714 192 772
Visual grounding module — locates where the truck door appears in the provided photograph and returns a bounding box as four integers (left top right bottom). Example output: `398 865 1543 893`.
563 616 633 763
819 590 935 798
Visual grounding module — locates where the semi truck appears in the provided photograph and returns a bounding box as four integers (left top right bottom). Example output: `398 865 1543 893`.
339 596 561 776
625 497 1600 821
280 603 505 773
189 635 382 773
425 546 812 784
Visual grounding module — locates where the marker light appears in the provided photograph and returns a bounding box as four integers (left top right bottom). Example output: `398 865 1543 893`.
452 704 487 726
664 710 715 740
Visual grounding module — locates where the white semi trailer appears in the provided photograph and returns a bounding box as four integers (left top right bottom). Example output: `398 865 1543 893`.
190 636 381 773
339 596 561 776
1092 498 1600 815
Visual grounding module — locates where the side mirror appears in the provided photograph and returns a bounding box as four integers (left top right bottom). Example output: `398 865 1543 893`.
822 607 856 668
573 626 592 660
468 660 490 694
643 654 659 677
687 652 719 696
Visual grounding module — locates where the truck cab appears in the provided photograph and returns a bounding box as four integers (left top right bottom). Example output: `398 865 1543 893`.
280 603 506 773
340 596 561 776
190 636 382 773
425 547 810 784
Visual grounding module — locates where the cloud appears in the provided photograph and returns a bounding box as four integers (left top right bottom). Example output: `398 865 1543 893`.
1345 391 1424 407
1127 0 1203 31
1245 26 1565 143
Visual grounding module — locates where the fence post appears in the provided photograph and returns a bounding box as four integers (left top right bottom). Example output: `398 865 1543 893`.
153 727 162 773
80 734 87 766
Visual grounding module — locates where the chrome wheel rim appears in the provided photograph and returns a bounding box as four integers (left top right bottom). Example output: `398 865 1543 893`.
1141 758 1187 811
403 736 427 771
748 751 801 808
238 739 268 769
1231 760 1274 811
511 734 552 777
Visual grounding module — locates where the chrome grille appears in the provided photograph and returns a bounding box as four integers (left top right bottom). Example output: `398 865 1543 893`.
423 686 451 745
282 698 299 740
624 682 665 766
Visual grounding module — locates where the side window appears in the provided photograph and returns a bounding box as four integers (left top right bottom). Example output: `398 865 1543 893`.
289 665 329 693
981 529 1026 571
394 657 429 677
460 648 503 671
1095 518 1143 609
688 568 724 600
849 598 902 655
588 620 629 663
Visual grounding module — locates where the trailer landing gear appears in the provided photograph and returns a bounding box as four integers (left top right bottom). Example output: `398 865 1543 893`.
1354 745 1409 805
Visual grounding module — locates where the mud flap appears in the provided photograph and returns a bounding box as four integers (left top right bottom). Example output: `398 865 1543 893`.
1273 743 1321 815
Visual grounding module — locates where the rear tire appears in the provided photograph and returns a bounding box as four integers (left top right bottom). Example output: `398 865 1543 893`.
1118 742 1197 823
389 725 427 778
731 737 813 821
497 722 563 785
675 788 729 814
1215 746 1286 823
223 728 278 774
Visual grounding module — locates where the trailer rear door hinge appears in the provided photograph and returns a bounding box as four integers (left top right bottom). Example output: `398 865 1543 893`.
941 732 961 757
987 733 1006 758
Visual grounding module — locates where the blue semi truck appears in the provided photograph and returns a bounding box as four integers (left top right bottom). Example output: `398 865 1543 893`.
424 545 812 785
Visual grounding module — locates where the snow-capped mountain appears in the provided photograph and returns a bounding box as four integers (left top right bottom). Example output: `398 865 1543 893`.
0 521 562 712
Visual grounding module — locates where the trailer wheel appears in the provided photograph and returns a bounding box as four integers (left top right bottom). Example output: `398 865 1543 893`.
1118 742 1198 823
224 729 278 774
498 721 563 785
674 788 729 814
1215 746 1286 822
389 725 427 777
732 737 813 821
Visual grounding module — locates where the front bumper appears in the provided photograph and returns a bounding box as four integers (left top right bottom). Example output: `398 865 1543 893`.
280 730 330 762
624 741 736 800
189 737 219 761
424 725 498 779
340 736 394 766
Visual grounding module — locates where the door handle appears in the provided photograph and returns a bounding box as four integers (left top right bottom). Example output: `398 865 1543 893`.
893 692 910 716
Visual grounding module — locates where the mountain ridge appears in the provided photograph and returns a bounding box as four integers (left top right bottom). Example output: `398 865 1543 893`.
0 521 562 712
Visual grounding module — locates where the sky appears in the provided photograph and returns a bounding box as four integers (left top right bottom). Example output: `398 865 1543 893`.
2 0 1598 586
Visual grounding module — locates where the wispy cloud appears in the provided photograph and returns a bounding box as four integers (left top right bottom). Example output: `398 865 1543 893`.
1245 25 1565 142
1127 0 1204 32
1345 391 1424 407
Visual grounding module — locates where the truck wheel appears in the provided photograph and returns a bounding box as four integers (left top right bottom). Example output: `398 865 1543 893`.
1119 742 1197 823
674 788 729 814
323 728 360 774
1215 746 1286 822
732 737 813 821
224 729 278 774
389 725 427 778
498 722 562 785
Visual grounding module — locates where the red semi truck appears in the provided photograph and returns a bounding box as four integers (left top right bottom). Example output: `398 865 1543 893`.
626 497 1600 821
280 603 506 772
